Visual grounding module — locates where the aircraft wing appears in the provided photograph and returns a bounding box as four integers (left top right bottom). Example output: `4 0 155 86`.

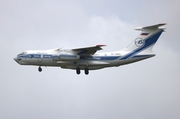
72 45 106 55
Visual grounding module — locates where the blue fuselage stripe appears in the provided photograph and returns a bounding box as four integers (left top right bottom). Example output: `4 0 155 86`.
18 54 122 60
18 54 154 61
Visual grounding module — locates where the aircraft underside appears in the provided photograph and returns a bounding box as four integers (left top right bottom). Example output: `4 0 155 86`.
15 55 153 75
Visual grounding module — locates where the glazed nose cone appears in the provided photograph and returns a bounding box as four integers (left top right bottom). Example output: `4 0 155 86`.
14 57 19 63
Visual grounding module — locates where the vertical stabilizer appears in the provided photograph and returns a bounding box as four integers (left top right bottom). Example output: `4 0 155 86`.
126 23 166 53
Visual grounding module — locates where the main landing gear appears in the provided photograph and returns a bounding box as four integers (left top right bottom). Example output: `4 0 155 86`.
84 67 89 75
76 67 89 75
37 66 89 75
38 66 42 72
76 67 80 74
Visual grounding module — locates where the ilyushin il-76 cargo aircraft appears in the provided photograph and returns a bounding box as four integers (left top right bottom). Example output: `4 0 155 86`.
14 23 166 75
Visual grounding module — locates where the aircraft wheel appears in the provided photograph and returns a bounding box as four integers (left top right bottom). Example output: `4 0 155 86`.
76 67 80 74
85 67 89 75
38 66 42 72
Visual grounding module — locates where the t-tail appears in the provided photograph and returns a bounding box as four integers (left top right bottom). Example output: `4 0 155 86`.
121 23 166 60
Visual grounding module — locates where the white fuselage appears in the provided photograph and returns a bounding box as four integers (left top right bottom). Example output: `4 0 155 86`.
14 49 154 70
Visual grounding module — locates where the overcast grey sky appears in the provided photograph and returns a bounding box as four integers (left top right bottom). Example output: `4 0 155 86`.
0 0 180 119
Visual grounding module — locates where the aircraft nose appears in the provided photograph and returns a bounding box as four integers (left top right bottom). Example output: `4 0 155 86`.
14 57 19 63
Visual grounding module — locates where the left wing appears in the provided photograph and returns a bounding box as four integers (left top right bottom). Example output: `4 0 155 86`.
72 45 106 55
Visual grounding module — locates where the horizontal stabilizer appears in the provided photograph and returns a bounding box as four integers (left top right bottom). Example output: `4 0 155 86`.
135 23 166 30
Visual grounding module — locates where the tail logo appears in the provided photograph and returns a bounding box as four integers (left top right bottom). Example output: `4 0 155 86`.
135 38 145 47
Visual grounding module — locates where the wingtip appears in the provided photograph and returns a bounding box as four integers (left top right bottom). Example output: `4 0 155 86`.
159 23 167 25
97 44 106 47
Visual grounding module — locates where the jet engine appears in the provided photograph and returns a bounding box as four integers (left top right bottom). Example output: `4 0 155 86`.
53 54 80 61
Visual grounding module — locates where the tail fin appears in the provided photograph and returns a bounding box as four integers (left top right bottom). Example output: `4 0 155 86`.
126 23 166 54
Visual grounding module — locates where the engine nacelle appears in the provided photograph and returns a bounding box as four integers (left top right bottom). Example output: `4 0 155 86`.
53 54 80 61
60 54 80 60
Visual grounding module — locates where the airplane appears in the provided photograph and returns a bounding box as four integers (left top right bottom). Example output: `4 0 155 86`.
14 23 166 75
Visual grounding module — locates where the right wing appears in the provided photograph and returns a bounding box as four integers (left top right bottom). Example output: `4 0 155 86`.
72 45 106 55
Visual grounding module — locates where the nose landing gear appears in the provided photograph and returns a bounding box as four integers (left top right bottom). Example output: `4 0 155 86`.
38 66 42 72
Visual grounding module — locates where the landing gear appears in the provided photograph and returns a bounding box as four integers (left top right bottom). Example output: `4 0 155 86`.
76 66 89 75
84 67 89 75
76 67 80 74
38 66 42 72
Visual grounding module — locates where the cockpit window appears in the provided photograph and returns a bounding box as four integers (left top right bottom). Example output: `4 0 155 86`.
18 52 27 55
